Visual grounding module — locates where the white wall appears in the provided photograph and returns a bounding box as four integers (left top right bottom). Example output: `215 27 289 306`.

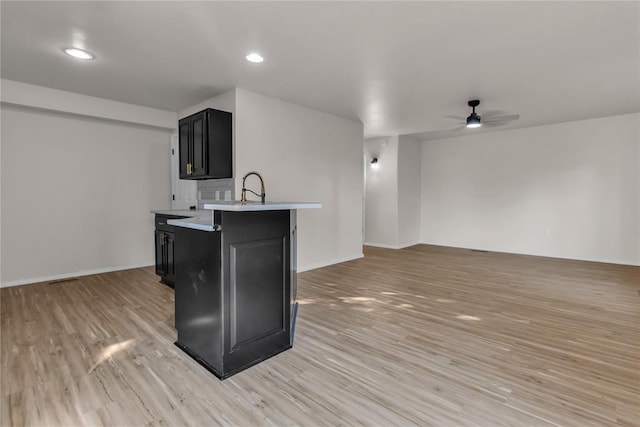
397 135 422 247
178 88 236 119
364 136 399 247
234 89 364 271
1 105 172 286
364 136 422 249
1 79 176 129
420 113 640 265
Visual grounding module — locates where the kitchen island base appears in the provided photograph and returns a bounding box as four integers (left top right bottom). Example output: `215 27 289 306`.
173 209 297 379
174 341 292 380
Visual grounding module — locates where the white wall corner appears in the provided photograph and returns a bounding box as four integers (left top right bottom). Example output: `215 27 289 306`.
364 242 419 250
364 136 400 247
177 87 237 119
298 252 364 273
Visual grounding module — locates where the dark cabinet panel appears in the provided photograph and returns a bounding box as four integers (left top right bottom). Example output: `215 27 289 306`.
191 112 207 178
228 237 286 351
221 211 291 375
174 210 294 379
155 230 174 286
207 109 233 179
155 230 164 276
154 214 188 287
178 108 232 180
165 232 175 283
178 121 190 178
174 227 223 368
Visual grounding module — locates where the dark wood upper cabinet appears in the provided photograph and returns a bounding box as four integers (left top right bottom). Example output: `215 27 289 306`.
178 108 232 180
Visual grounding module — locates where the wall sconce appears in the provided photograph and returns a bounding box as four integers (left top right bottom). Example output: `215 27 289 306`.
370 157 380 169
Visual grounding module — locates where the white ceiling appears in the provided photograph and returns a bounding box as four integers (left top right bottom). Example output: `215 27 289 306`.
1 1 638 139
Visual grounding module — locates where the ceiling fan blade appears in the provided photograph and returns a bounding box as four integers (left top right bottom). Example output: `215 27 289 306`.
406 125 466 140
483 114 520 123
480 110 506 117
444 115 466 121
482 121 513 128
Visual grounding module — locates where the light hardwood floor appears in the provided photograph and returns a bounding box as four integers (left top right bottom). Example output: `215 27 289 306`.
1 245 639 426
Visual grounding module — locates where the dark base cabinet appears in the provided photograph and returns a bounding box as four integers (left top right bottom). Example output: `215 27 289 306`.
154 214 188 287
174 210 297 379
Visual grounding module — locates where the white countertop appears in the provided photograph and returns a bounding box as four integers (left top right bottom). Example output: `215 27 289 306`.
155 201 321 232
151 209 207 217
203 201 322 211
151 209 216 231
167 214 220 232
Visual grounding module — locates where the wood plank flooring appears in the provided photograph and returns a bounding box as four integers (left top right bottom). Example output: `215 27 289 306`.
1 244 639 426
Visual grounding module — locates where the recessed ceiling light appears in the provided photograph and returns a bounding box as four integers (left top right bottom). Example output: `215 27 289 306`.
62 47 95 60
245 53 264 63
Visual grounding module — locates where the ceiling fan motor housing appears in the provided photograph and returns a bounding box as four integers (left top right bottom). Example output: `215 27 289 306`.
466 100 481 127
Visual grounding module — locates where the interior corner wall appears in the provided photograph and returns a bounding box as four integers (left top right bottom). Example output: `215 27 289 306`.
397 136 422 248
177 88 236 119
234 88 364 271
420 113 640 265
364 136 399 248
1 105 172 286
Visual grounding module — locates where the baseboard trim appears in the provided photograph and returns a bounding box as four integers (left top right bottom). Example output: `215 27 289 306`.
418 241 640 267
298 253 364 273
0 263 154 288
363 241 420 250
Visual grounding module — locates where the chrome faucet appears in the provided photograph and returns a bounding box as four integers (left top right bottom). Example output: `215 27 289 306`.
241 171 266 204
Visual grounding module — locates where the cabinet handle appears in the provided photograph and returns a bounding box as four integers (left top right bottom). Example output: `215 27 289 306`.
187 163 193 175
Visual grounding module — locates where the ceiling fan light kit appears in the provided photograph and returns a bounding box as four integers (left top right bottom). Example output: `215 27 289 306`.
466 99 482 128
466 112 482 128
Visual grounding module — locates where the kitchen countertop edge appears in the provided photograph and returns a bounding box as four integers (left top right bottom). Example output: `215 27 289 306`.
153 202 321 232
203 201 322 211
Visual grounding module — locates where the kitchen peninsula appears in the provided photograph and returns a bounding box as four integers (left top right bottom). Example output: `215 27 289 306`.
167 201 320 379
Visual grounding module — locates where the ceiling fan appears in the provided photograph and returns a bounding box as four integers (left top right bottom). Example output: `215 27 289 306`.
454 99 520 129
405 99 520 140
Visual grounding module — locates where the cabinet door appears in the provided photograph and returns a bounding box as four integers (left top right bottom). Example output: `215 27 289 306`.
178 119 191 179
178 108 231 180
222 211 291 374
191 112 207 178
155 230 164 276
